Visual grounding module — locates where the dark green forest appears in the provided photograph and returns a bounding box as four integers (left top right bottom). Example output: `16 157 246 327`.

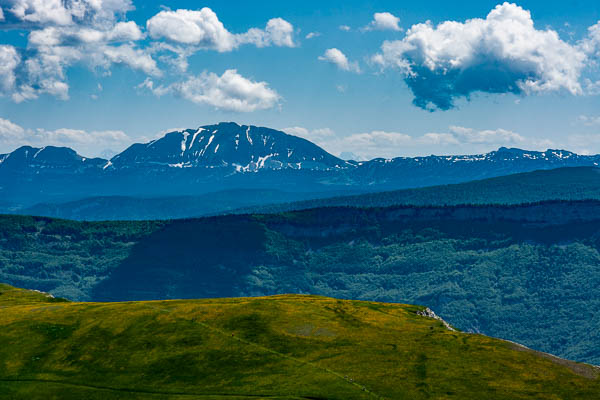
1 200 600 365
237 166 600 214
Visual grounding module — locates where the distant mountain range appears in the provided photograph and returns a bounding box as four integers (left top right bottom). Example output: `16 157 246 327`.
3 121 600 210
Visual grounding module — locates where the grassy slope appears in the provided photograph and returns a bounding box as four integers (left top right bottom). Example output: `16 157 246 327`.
0 284 599 400
236 167 600 214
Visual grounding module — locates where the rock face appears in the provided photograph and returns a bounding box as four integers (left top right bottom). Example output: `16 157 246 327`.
417 307 456 331
3 121 600 208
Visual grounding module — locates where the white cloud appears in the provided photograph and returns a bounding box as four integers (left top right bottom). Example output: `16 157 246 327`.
8 0 76 26
339 25 351 31
420 132 459 145
318 48 360 73
144 69 280 112
2 4 296 104
373 2 587 110
283 127 335 142
146 8 295 51
363 12 401 31
305 32 320 39
0 6 4 21
102 44 160 76
0 2 156 102
146 8 236 51
0 117 26 141
448 126 524 144
238 17 295 48
327 130 415 159
0 117 133 157
0 45 20 95
579 21 600 58
7 0 134 27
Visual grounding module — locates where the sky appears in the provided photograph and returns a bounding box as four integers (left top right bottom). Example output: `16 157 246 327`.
0 0 600 160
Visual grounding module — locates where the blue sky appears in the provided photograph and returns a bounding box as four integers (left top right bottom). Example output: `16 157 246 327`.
0 0 600 159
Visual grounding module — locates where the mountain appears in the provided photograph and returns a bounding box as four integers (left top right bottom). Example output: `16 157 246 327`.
0 145 105 171
1 283 598 400
110 122 346 171
2 200 600 365
4 122 600 209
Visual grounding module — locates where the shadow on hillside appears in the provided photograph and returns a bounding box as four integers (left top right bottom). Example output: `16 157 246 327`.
92 216 268 301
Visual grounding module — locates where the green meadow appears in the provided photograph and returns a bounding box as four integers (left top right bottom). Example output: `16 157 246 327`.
0 284 598 399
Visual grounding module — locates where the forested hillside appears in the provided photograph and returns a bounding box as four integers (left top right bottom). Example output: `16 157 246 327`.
1 201 600 364
237 167 600 214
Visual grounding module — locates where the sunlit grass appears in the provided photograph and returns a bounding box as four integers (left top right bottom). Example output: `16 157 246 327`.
0 285 598 399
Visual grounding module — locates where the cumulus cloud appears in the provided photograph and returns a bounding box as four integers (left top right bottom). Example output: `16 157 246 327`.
146 8 295 51
305 32 321 39
142 69 280 112
318 48 360 73
0 117 133 157
146 8 236 51
238 17 295 48
1 4 296 105
339 25 351 31
373 2 587 110
0 0 157 102
0 6 4 21
363 12 401 31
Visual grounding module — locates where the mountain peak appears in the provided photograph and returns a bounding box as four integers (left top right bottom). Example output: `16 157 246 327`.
111 123 345 171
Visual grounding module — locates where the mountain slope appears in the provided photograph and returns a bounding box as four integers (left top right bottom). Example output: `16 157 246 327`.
13 164 600 222
2 201 600 364
236 166 600 214
0 284 598 400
